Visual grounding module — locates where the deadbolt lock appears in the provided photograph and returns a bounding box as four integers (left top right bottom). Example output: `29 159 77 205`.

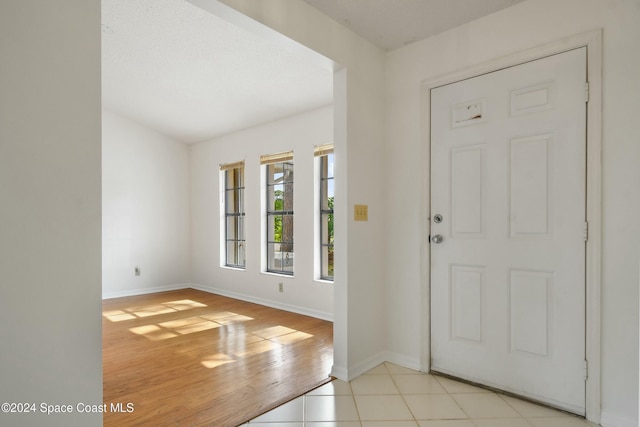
434 214 443 223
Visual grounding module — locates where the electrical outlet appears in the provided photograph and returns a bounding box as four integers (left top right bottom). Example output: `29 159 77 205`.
354 204 368 221
135 266 141 276
278 282 284 293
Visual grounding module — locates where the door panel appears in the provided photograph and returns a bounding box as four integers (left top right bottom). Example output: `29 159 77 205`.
430 48 587 414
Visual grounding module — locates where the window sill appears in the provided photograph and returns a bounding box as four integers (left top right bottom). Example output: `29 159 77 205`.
220 265 246 272
261 271 294 279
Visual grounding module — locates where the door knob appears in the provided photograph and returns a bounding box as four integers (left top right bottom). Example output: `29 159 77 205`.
432 234 443 244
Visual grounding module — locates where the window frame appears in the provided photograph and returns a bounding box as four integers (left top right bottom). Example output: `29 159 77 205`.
317 145 334 281
263 153 295 276
222 163 246 269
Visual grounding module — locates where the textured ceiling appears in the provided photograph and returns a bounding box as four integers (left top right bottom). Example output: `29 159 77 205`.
303 0 526 51
102 0 526 144
102 0 334 143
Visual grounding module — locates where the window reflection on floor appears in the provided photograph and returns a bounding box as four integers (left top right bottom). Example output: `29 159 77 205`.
103 298 314 370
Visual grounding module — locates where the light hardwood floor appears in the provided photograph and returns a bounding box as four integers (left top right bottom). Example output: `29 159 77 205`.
103 288 333 427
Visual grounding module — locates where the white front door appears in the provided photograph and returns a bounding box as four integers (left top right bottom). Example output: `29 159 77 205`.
430 47 587 414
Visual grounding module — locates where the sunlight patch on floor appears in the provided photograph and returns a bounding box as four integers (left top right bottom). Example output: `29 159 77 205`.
103 299 208 321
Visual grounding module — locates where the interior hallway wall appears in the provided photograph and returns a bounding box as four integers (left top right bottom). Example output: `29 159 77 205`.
384 0 640 426
0 1 103 425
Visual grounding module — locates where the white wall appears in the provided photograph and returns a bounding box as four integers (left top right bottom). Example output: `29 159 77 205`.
190 107 334 319
384 0 640 426
102 110 190 298
198 0 388 380
0 1 103 425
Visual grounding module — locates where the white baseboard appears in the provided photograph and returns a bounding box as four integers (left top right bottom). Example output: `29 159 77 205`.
331 351 424 383
383 351 423 372
188 283 333 322
330 365 348 382
332 351 422 382
102 283 189 300
347 352 388 380
600 410 636 427
101 282 334 322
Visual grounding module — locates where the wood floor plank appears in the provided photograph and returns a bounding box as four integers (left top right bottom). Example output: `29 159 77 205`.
103 289 333 426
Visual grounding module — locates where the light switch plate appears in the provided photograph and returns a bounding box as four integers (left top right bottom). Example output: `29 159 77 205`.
354 204 368 221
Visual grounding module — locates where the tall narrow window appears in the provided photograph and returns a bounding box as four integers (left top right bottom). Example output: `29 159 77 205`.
262 152 294 275
222 162 245 268
316 144 334 280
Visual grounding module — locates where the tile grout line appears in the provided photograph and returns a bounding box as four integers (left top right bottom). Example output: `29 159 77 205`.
386 368 420 425
302 393 306 425
348 376 364 426
495 393 536 426
358 363 410 425
433 372 476 423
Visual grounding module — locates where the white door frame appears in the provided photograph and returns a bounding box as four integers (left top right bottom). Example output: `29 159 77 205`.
420 30 602 423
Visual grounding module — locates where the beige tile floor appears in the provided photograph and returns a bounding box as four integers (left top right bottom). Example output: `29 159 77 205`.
242 362 600 427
